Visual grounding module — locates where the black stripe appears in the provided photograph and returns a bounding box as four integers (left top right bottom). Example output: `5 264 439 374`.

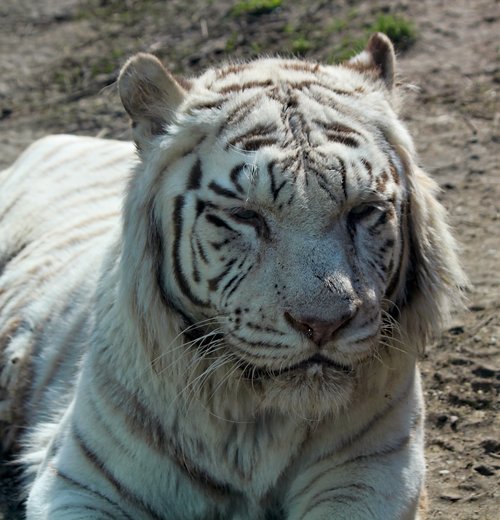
230 164 245 194
268 161 277 198
314 119 362 137
225 265 253 301
302 494 367 519
187 159 202 190
0 194 22 222
195 198 206 217
268 161 287 202
172 196 209 307
368 259 386 283
385 201 409 307
339 433 411 468
196 238 209 264
215 63 250 78
0 242 28 278
56 470 134 520
293 79 358 97
351 330 379 344
308 482 376 509
190 235 201 283
311 372 416 469
226 212 270 240
245 321 283 334
305 81 364 99
236 137 278 151
218 79 273 94
221 273 242 296
71 427 163 520
87 389 130 455
209 238 232 251
147 200 174 310
367 210 390 233
208 181 243 200
361 158 373 178
227 123 278 150
188 98 226 111
205 213 237 233
380 238 395 254
222 94 262 131
310 167 338 203
374 253 390 273
324 133 359 147
208 258 237 291
228 331 288 351
316 176 337 202
221 256 249 297
338 157 347 200
50 504 116 519
273 179 287 202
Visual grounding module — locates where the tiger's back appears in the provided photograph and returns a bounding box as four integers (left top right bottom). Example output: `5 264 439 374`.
0 135 134 452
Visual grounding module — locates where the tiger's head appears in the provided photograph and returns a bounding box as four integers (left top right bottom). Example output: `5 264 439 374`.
117 34 466 418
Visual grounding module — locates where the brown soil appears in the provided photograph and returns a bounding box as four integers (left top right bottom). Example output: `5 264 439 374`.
0 1 498 518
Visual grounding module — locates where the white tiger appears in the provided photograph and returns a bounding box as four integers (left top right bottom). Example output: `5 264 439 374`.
0 33 465 519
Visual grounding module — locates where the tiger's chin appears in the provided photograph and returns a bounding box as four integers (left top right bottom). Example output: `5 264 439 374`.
251 362 357 421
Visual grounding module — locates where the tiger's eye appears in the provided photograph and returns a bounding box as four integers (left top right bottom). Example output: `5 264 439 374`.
232 208 261 221
348 204 378 224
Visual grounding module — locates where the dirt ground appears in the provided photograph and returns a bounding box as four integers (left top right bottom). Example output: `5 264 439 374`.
0 0 498 518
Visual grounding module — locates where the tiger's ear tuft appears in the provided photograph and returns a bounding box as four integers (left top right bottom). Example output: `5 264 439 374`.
347 32 396 90
118 53 188 148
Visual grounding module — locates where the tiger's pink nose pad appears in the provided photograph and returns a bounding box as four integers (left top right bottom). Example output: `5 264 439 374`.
284 311 353 347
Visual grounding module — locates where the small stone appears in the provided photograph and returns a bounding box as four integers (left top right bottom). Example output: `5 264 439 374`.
481 439 500 454
435 414 449 427
440 493 461 502
439 469 450 475
448 325 465 335
472 380 493 392
472 366 496 378
474 464 495 476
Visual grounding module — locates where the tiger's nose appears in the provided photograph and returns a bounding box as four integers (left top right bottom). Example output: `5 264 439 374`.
284 311 354 347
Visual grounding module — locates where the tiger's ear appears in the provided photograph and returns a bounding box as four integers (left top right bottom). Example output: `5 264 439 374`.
347 32 396 90
396 147 468 353
118 53 188 149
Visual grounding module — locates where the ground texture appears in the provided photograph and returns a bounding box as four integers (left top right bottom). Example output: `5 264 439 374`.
0 0 498 518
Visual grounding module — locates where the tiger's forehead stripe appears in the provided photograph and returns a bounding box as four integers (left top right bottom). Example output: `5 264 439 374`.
178 61 401 212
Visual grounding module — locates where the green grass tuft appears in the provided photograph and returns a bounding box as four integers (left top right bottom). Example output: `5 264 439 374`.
292 36 313 55
231 0 282 16
369 14 417 50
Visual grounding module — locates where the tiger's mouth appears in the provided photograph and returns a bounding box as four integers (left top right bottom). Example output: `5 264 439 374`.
242 353 354 380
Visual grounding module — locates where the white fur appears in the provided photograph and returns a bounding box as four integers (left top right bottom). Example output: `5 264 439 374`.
1 44 465 519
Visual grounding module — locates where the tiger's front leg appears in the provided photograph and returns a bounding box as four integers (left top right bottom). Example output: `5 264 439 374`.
285 434 426 520
26 465 138 520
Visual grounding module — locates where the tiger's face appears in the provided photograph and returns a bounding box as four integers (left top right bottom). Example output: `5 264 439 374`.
119 37 463 416
166 105 403 356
